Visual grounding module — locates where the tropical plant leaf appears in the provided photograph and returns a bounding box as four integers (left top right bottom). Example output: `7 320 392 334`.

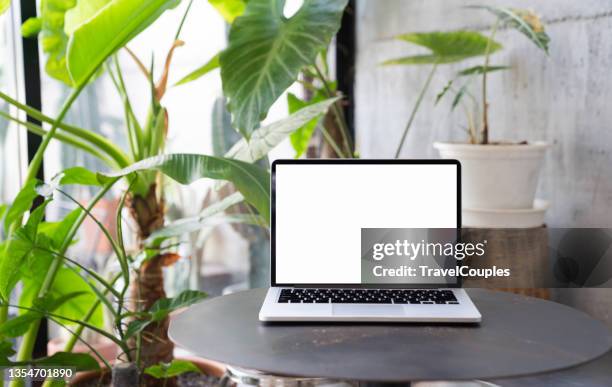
208 0 245 23
20 17 41 37
64 0 111 35
0 340 16 366
151 214 263 242
49 166 109 187
124 319 151 340
0 312 42 337
225 97 338 163
457 65 510 76
382 30 502 65
149 290 207 321
451 83 471 111
146 192 247 242
145 359 201 379
211 96 240 157
48 268 104 328
470 5 550 53
67 0 181 86
125 291 207 339
0 291 88 337
220 0 348 138
174 52 219 86
104 154 271 224
0 201 49 299
35 352 100 372
3 179 39 234
21 0 77 85
286 84 333 157
0 0 9 16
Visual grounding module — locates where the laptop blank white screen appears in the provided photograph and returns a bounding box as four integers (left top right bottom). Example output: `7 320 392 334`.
273 162 458 285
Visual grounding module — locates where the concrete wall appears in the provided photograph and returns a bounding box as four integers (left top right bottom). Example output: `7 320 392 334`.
355 0 612 326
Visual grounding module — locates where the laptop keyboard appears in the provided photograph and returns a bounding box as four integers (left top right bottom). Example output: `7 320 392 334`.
278 288 458 304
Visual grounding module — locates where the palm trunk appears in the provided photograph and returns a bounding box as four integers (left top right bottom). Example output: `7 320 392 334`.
127 184 175 386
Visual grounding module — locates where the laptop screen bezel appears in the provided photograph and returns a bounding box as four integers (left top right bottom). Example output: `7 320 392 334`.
270 159 462 289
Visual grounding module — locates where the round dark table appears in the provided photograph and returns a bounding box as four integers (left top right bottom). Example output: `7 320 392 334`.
169 289 612 384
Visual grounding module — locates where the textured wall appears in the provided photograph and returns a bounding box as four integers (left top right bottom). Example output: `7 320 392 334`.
355 0 612 325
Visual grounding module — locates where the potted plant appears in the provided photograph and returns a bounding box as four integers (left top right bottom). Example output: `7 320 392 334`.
431 6 551 218
0 1 347 385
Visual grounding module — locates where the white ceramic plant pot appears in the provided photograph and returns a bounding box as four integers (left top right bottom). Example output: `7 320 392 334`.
433 141 549 210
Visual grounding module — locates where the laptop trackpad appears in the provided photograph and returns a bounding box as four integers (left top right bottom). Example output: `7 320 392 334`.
332 304 404 316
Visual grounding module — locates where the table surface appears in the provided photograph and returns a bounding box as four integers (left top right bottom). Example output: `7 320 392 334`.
169 289 612 383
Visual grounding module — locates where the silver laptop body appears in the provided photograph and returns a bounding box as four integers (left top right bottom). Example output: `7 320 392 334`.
259 160 481 323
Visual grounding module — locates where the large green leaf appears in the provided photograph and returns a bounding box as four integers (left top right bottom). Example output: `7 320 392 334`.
104 154 271 224
21 0 77 85
382 30 502 65
67 0 181 85
0 0 10 15
286 85 334 158
225 97 338 162
64 0 111 35
0 291 88 337
469 5 550 54
220 0 347 138
0 201 49 299
208 0 245 23
145 359 201 379
147 192 250 241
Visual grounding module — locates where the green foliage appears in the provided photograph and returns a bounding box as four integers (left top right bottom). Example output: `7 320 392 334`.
21 0 77 85
66 0 180 86
208 0 245 23
469 5 550 54
225 97 339 163
0 340 16 365
3 179 39 234
146 192 251 242
286 85 333 157
145 359 201 379
220 0 348 138
383 30 502 65
34 352 100 371
0 201 50 299
0 291 88 337
435 65 509 107
0 0 9 15
104 154 271 224
125 290 206 339
64 0 111 35
52 166 109 187
174 52 219 86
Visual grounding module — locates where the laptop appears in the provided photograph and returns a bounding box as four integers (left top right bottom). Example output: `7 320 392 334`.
259 159 481 323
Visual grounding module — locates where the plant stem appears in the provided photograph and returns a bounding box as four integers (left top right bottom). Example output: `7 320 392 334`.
481 18 500 145
0 90 130 168
312 63 354 157
39 272 122 387
394 62 439 158
319 124 347 158
11 179 119 386
21 84 85 190
0 111 116 167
